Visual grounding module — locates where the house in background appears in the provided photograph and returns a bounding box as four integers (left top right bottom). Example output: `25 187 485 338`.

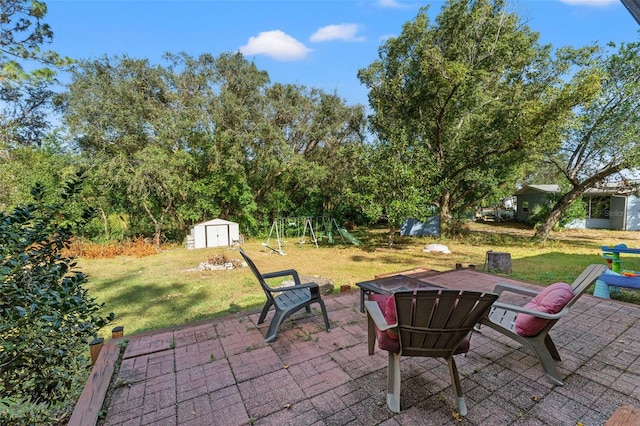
514 184 640 231
514 185 561 223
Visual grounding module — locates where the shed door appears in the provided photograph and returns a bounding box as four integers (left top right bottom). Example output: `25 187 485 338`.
206 225 230 247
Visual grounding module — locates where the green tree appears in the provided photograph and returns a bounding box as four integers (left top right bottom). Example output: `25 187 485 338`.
64 55 193 243
0 81 57 147
342 133 434 245
251 83 365 222
358 0 597 236
0 130 78 210
1 0 72 83
64 52 365 240
534 40 640 242
1 0 73 149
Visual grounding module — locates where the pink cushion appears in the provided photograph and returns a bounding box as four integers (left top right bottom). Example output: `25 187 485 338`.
514 282 574 337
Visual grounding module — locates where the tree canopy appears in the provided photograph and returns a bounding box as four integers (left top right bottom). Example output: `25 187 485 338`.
1 0 73 149
3 0 639 246
534 39 640 242
62 52 365 242
0 0 72 83
358 0 601 236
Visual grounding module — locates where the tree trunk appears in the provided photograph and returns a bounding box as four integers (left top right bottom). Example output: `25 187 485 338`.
439 192 452 237
534 190 582 243
387 224 397 247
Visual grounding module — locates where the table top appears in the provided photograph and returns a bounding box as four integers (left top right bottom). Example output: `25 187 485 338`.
601 245 640 255
356 274 442 294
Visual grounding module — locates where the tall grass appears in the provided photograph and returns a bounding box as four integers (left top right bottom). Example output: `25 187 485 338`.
79 222 640 337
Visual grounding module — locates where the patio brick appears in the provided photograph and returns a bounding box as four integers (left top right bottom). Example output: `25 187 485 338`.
86 270 640 425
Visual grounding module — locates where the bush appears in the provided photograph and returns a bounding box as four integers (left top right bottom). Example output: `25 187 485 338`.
528 194 586 230
0 172 114 424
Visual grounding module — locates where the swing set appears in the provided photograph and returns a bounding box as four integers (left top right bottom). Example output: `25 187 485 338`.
262 216 358 255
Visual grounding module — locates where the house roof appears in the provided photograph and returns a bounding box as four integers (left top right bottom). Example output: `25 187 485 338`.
515 182 639 197
514 184 561 196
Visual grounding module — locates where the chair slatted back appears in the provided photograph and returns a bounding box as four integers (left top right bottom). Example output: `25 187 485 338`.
239 248 275 304
395 290 498 358
567 264 608 309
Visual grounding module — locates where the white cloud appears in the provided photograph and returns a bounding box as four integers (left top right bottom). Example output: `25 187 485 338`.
310 24 365 43
377 0 413 9
559 0 618 6
239 30 312 61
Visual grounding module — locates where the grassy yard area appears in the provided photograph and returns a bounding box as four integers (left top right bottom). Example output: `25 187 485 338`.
80 221 640 338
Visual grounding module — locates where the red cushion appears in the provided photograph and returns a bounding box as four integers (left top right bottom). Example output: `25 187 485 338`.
369 294 400 352
514 282 574 337
453 337 470 355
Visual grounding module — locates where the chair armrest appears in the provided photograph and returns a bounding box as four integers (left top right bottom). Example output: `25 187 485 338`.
493 282 540 297
261 269 301 284
491 301 570 320
267 282 319 293
364 300 397 331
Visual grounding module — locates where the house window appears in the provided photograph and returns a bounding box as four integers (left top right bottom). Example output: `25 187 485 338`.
522 201 529 213
588 197 610 219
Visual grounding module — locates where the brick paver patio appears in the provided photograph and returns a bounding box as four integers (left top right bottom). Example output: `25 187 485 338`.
76 269 640 425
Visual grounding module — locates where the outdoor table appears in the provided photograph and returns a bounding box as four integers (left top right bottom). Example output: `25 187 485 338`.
355 273 442 313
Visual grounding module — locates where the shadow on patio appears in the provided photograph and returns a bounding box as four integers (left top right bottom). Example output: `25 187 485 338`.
72 270 640 425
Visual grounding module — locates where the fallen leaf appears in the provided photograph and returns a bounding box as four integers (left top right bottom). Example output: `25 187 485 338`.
284 404 292 409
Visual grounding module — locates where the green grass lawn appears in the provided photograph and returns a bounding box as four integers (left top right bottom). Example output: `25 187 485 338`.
79 221 640 338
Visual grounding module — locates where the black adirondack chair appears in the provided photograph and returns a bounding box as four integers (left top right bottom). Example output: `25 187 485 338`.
239 248 331 342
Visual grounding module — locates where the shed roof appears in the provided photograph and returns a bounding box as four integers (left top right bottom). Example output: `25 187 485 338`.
193 218 238 227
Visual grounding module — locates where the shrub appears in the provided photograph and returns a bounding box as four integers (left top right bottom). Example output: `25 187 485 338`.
0 172 114 424
63 236 161 259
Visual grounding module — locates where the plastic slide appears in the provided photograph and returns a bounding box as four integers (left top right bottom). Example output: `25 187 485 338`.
337 228 360 245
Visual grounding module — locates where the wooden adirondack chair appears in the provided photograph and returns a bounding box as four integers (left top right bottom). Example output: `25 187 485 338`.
239 248 331 343
476 264 606 385
365 289 499 416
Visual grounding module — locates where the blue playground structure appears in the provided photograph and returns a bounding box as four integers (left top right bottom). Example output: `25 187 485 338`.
595 244 640 298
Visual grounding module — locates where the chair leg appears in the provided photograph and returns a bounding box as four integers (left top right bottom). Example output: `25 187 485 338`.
387 352 401 413
528 338 564 386
544 334 562 361
447 356 467 417
317 298 331 333
367 313 376 355
264 310 287 343
257 300 273 325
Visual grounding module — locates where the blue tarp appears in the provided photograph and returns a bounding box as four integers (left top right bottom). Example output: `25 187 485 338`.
400 217 440 237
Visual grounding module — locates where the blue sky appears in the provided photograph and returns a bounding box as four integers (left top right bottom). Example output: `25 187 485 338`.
45 0 638 107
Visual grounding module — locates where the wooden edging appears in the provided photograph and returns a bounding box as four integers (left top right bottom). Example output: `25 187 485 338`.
68 339 121 426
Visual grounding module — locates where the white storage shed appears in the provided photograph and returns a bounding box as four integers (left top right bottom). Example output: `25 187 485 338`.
189 219 240 249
